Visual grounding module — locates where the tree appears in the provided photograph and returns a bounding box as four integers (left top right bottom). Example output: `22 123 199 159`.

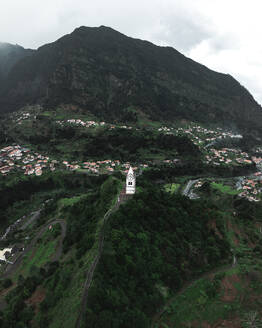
242 311 262 328
2 278 12 289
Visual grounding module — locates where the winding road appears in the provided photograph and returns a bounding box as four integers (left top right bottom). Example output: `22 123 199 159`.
1 219 66 279
21 210 42 230
182 179 200 199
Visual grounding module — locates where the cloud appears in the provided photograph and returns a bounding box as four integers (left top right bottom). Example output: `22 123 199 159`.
183 0 262 104
0 0 262 104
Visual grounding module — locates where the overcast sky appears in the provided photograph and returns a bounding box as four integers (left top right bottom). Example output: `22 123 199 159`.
1 0 262 104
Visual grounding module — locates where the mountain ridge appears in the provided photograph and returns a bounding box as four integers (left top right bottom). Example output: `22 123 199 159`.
0 26 261 134
0 42 34 89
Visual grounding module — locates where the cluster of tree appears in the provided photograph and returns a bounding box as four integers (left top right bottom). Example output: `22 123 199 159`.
63 176 121 256
235 198 262 223
0 262 58 328
143 160 256 182
0 174 121 327
84 181 231 327
62 192 98 256
76 128 200 161
0 171 107 228
22 176 121 325
37 262 73 327
10 114 201 161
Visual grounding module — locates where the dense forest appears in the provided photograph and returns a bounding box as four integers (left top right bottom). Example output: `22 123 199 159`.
84 179 231 327
2 117 200 161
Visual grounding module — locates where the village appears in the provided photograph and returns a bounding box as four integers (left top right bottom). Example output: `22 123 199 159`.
2 113 262 204
55 118 133 131
190 175 262 203
0 145 56 176
0 144 151 177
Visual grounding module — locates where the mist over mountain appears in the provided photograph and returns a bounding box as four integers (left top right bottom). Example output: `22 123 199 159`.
0 42 34 84
0 26 261 133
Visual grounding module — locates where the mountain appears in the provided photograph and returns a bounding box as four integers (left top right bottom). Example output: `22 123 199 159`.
2 27 262 327
0 26 262 133
0 42 34 85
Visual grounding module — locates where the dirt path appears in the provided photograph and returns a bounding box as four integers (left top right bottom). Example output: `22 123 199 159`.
151 258 237 327
1 219 66 279
75 189 128 328
52 220 67 262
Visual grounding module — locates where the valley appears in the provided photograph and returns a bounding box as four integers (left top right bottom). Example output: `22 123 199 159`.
0 26 262 328
0 104 262 327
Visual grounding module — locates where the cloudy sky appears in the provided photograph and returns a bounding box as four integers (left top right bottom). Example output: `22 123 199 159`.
1 0 262 104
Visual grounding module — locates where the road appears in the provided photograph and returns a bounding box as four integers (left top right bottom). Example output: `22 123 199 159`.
182 173 256 200
1 219 66 279
21 210 42 230
1 208 42 241
182 179 200 199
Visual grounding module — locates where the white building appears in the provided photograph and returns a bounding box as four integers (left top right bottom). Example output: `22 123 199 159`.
0 247 13 264
126 166 136 194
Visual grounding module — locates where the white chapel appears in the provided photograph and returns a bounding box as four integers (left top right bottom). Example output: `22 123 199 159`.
126 166 136 194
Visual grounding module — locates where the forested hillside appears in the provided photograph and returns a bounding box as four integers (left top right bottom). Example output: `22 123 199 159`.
85 182 231 327
0 26 262 135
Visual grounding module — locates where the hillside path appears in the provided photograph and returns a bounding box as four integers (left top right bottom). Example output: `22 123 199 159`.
21 209 42 230
75 188 128 328
151 256 237 327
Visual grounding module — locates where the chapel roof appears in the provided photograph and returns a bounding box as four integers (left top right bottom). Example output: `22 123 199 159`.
127 166 134 175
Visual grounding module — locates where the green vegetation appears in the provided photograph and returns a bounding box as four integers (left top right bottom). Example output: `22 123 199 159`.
154 184 262 327
21 240 56 276
0 174 121 327
159 266 262 327
58 195 85 208
84 181 231 327
211 182 240 195
159 274 228 326
164 183 180 194
3 115 200 161
0 89 262 327
1 157 262 327
0 170 107 228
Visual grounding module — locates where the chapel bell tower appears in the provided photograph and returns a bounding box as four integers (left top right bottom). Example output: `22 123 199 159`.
126 166 136 194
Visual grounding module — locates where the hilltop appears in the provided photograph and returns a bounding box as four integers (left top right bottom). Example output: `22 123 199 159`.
0 26 262 136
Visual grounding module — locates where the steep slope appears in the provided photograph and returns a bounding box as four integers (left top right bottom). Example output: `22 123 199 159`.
0 42 34 84
0 26 261 133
